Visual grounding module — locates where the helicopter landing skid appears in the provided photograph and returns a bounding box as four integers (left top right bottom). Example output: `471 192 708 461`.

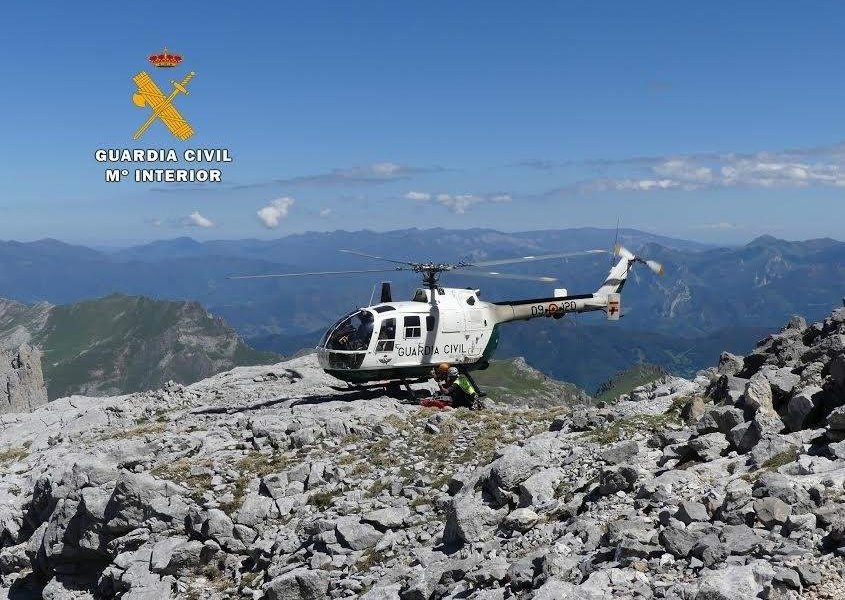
329 378 429 402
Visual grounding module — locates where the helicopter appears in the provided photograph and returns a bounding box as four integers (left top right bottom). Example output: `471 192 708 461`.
231 243 664 394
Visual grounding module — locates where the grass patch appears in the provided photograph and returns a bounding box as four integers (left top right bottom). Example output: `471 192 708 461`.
219 451 290 513
368 479 389 497
308 489 340 509
583 411 682 445
356 548 386 572
368 438 397 468
0 447 28 465
431 473 453 491
762 447 799 471
151 458 213 503
99 421 167 441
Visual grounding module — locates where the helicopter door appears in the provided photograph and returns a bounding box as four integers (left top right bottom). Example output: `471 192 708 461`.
376 318 396 352
465 309 487 358
440 309 464 333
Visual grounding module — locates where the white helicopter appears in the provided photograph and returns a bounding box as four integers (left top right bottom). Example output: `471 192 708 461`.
231 243 664 394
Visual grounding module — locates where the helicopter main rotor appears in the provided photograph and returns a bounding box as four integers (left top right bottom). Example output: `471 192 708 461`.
228 248 608 292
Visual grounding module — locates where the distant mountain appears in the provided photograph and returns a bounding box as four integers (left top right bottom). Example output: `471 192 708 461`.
0 228 842 390
0 295 278 399
593 363 668 403
472 357 590 407
494 320 773 391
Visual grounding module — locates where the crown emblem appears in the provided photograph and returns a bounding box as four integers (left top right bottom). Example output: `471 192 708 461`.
148 47 182 68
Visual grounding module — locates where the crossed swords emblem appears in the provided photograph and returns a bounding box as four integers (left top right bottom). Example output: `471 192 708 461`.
131 71 196 140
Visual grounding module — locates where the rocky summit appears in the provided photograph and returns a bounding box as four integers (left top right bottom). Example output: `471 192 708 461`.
0 308 844 599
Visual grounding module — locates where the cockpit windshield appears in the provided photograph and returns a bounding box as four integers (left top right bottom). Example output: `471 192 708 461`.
324 310 374 351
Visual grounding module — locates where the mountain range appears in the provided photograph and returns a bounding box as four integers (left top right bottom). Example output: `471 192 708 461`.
1 228 842 391
0 294 277 398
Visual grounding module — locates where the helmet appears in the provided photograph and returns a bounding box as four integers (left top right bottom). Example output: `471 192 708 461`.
447 367 460 378
436 363 450 375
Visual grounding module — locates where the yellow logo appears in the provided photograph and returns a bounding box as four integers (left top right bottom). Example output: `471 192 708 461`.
131 48 195 140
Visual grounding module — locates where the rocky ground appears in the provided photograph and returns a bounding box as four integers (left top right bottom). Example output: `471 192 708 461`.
0 308 844 599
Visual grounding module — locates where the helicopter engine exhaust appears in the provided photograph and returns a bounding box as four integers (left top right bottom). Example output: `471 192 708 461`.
380 281 392 303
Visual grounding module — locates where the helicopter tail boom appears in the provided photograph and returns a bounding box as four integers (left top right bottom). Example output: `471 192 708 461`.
491 245 663 323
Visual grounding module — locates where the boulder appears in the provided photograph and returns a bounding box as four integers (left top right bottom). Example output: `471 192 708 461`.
709 374 748 405
105 473 189 535
681 397 707 424
694 564 766 600
720 524 765 555
598 465 638 495
443 495 506 545
676 501 710 524
743 374 773 414
717 352 744 376
265 568 329 600
691 534 728 567
828 404 845 431
503 508 538 532
697 406 744 435
484 449 542 506
753 497 791 527
786 386 822 431
659 526 698 558
361 507 410 531
688 432 729 461
729 411 784 453
600 440 639 465
830 354 845 388
0 343 48 414
519 467 565 507
335 518 382 551
764 368 801 401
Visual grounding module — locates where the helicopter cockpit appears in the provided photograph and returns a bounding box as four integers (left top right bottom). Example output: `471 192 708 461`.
317 309 376 370
322 309 374 351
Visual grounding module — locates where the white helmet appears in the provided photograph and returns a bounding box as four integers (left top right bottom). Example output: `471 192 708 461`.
447 367 460 378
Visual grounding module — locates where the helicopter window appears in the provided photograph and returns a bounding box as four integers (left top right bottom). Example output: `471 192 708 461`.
466 296 476 305
376 318 395 352
320 310 357 347
404 315 421 338
426 315 435 332
326 310 373 351
412 289 428 303
374 305 395 313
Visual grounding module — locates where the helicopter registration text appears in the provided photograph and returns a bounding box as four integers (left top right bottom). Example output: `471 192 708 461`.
397 343 466 357
530 301 577 317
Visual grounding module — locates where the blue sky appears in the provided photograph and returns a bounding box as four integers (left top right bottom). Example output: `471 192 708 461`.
1 1 844 245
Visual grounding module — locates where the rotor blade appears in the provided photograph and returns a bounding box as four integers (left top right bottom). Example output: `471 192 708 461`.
467 249 607 267
338 249 414 266
452 269 558 282
645 259 665 276
228 268 409 279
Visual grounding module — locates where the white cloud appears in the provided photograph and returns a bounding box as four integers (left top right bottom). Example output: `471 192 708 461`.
319 208 333 217
257 197 295 228
403 191 513 214
272 162 441 187
370 162 402 176
436 194 480 214
404 191 431 201
186 211 214 228
695 221 743 230
545 142 845 196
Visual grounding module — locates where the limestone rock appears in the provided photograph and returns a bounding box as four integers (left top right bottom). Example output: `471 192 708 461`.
0 343 48 414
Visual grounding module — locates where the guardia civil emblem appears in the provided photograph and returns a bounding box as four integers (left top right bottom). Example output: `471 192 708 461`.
131 48 195 141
